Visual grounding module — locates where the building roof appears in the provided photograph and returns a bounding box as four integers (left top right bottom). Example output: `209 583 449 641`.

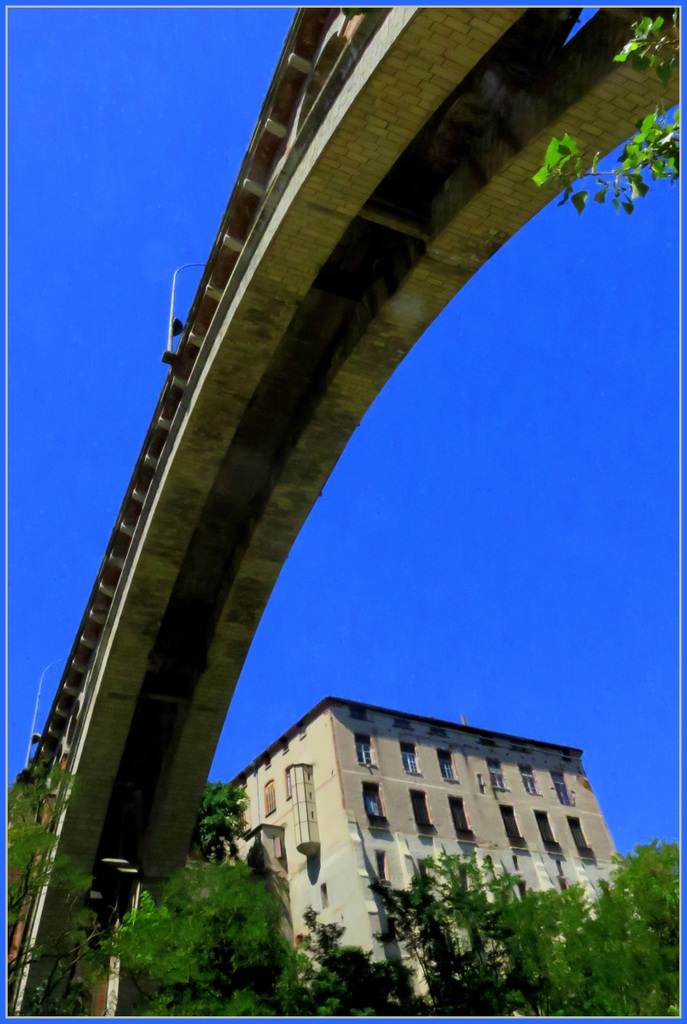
230 695 583 784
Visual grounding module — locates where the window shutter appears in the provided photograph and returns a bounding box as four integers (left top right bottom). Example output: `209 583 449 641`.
568 816 589 850
535 810 555 844
500 805 521 839
411 790 430 826
449 796 470 832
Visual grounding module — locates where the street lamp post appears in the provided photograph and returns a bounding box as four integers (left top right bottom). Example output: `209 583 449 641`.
24 659 65 771
162 262 205 364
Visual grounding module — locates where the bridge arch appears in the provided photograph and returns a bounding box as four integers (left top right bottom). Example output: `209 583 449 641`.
31 4 676 927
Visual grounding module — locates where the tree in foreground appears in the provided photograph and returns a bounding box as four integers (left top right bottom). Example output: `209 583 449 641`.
8 767 106 1016
108 860 293 1016
284 907 416 1016
12 768 677 1017
108 864 416 1016
371 841 679 1016
8 778 250 1016
190 780 249 860
372 851 536 1015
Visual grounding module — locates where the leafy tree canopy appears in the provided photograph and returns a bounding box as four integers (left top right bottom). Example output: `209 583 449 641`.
8 767 104 1016
190 780 248 861
371 841 679 1017
108 863 416 1017
286 906 417 1016
11 765 677 1018
108 860 292 1016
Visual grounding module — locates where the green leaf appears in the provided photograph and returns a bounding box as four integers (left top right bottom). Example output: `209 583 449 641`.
614 39 638 62
613 198 620 212
532 166 550 186
544 136 563 169
630 53 652 73
641 112 659 135
593 188 607 204
621 200 634 215
571 190 588 215
560 133 579 156
591 152 600 172
631 177 650 198
657 61 673 85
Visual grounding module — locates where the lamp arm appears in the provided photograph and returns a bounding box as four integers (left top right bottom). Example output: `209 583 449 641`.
166 263 205 355
25 659 65 770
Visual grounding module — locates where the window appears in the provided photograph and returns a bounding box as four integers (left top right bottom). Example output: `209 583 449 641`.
488 758 506 790
519 765 539 795
320 883 329 908
401 742 420 774
355 734 375 766
375 850 389 881
437 749 455 780
517 881 527 898
363 782 385 822
512 854 519 870
350 706 367 720
567 816 591 853
535 810 556 844
285 767 292 800
551 771 574 805
410 789 432 828
264 781 276 815
500 805 522 841
448 796 471 834
429 725 447 737
393 717 412 729
476 773 487 794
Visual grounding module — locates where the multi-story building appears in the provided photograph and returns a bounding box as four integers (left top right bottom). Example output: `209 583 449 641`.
232 697 615 958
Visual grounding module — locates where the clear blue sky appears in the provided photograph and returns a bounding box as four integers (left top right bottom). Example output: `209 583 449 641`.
8 8 678 857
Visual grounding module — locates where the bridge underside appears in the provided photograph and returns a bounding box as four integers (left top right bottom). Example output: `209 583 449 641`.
29 5 676 958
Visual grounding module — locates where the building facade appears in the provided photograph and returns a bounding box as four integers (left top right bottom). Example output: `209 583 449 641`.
232 697 616 958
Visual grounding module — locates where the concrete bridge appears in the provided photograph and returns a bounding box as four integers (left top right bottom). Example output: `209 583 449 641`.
26 3 676 967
